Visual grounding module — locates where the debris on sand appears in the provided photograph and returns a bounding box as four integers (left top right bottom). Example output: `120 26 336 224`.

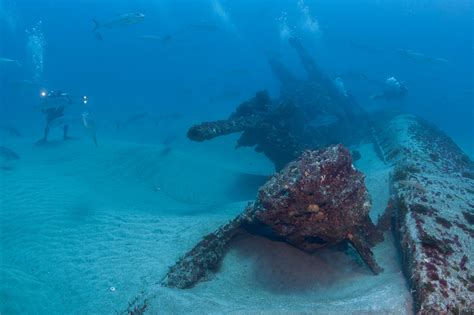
375 114 474 313
162 145 383 289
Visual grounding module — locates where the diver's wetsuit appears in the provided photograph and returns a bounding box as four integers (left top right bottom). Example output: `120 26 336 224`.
37 91 73 144
40 106 69 142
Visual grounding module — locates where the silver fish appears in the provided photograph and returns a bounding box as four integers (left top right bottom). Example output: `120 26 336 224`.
397 48 449 64
137 34 172 44
137 35 162 40
92 13 145 32
0 146 20 161
0 57 21 66
82 111 98 146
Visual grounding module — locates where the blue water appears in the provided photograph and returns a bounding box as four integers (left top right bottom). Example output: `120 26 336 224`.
1 0 473 151
0 0 472 314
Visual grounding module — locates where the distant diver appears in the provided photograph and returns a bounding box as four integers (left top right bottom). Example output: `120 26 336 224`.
36 90 87 145
370 76 408 102
36 90 72 145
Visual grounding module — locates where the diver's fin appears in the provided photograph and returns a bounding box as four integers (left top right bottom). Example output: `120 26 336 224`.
92 19 100 32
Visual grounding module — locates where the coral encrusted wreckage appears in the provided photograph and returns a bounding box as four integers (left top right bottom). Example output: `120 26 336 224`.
376 115 474 314
162 145 383 289
157 36 474 314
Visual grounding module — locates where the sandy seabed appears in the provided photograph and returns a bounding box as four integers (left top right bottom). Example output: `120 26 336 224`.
0 134 412 314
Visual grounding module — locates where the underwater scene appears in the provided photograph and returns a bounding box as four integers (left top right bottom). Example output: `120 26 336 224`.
0 0 473 314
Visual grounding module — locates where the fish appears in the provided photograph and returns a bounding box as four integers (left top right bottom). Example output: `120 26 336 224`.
137 34 172 44
92 13 145 32
0 146 20 161
139 23 217 46
0 126 21 137
82 111 98 146
0 57 21 66
138 35 163 40
397 48 449 64
160 146 172 157
188 23 219 32
432 57 449 64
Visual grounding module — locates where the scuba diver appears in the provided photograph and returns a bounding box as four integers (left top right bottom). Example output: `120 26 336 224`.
36 90 74 145
36 90 91 145
370 76 408 101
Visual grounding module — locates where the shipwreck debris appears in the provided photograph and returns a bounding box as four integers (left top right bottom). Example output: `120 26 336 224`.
187 37 369 170
378 114 474 313
162 145 383 289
